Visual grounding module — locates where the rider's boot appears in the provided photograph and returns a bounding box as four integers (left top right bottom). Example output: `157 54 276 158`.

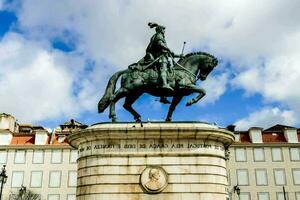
160 65 174 91
161 79 174 91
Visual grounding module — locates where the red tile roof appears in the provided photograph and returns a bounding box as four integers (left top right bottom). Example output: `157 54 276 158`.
234 130 300 144
262 132 287 143
10 135 35 145
9 135 68 146
239 132 251 143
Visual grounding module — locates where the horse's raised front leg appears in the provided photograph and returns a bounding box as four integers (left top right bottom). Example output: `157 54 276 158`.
123 93 142 122
109 88 128 122
184 85 206 106
166 95 183 122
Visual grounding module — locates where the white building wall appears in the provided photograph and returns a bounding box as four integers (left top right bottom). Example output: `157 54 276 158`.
228 145 300 200
0 146 77 200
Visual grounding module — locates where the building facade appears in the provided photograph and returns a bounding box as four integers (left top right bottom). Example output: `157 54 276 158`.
1 113 300 200
0 113 85 200
228 125 300 200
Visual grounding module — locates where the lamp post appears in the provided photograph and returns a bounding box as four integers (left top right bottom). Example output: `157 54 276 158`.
18 185 27 199
233 185 240 200
0 165 8 200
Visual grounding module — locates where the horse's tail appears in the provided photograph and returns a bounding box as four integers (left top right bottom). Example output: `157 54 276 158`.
98 69 127 113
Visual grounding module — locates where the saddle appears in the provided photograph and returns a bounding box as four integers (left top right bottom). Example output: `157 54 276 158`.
128 53 175 80
129 64 174 81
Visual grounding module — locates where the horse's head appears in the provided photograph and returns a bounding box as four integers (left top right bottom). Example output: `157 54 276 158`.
198 53 218 81
177 52 218 81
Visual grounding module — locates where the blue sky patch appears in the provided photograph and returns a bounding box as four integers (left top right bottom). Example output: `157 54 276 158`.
0 10 17 37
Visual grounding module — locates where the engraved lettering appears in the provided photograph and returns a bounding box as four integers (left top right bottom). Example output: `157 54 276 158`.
203 144 211 148
172 144 183 148
149 144 168 148
188 144 204 148
124 144 136 148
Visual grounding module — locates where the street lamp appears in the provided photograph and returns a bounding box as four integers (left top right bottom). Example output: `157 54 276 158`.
19 185 27 198
233 185 240 200
0 165 8 200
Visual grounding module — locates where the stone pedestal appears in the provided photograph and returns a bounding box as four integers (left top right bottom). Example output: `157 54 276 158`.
68 122 234 200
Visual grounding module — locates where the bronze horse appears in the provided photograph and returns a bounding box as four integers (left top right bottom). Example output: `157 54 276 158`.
98 52 218 122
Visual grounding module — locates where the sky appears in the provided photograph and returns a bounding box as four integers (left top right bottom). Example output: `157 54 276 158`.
0 0 300 130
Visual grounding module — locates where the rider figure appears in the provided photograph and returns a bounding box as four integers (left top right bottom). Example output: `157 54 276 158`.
146 22 181 103
146 22 178 91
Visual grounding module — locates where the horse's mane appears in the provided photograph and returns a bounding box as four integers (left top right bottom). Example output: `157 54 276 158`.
178 51 216 63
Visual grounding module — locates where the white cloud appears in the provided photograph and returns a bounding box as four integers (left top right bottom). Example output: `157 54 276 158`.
199 72 229 106
235 107 297 131
1 0 300 124
0 33 82 122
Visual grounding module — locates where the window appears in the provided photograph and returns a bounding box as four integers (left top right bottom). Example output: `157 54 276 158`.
30 171 43 187
32 150 44 164
250 129 262 143
236 169 249 185
48 194 60 200
277 192 288 200
0 150 7 164
296 192 300 200
284 129 298 143
240 193 251 200
255 169 268 185
290 148 300 161
14 150 26 164
69 150 78 163
258 193 269 200
235 148 247 162
272 148 283 161
253 148 265 161
274 169 286 185
11 171 24 187
68 171 77 187
51 150 62 163
235 133 240 142
49 171 61 187
67 194 76 200
292 169 300 185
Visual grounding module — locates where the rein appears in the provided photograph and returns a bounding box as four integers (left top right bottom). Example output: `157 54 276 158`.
142 55 162 71
171 56 197 79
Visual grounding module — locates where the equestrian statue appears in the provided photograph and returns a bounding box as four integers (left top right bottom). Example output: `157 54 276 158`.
98 22 218 122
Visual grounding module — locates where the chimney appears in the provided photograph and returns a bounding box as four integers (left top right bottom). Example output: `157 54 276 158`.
0 113 17 132
227 125 236 132
0 113 15 145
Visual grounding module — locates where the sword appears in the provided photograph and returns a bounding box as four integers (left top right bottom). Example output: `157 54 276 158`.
181 41 186 55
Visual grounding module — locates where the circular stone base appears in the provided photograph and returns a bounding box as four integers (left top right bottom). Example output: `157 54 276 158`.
68 122 234 200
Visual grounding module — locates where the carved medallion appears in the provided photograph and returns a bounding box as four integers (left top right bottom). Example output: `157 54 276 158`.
140 166 168 194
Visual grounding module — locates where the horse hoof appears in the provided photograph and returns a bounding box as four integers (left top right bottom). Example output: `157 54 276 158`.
135 118 141 123
111 118 117 122
186 102 192 106
165 118 172 122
